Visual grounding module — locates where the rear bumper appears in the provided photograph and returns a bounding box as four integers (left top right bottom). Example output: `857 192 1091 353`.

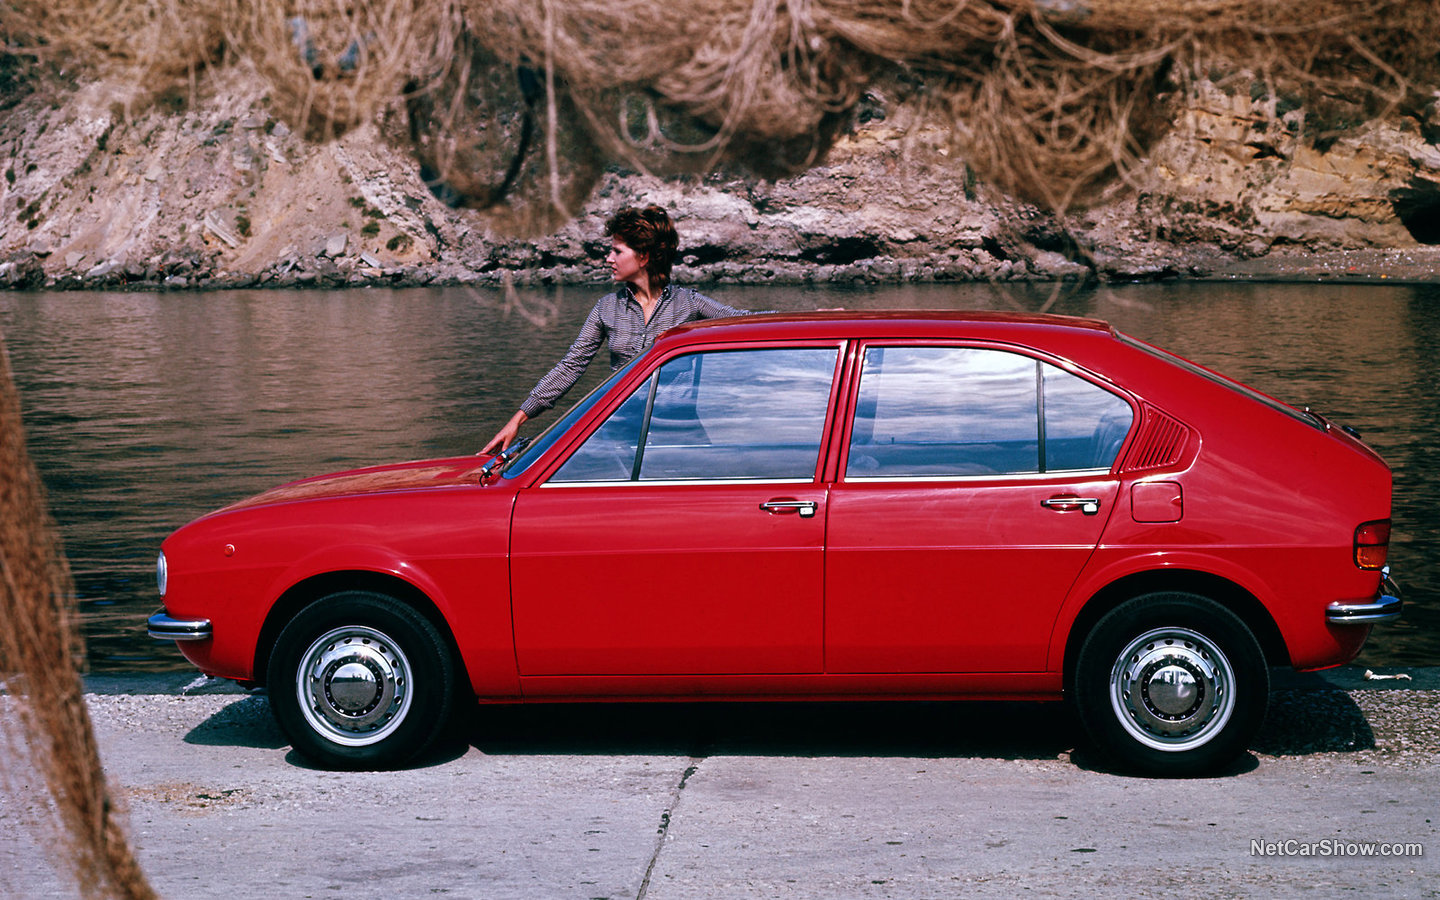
1326 570 1403 626
147 611 213 641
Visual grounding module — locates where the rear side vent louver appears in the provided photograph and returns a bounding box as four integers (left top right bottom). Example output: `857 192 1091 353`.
1123 408 1190 472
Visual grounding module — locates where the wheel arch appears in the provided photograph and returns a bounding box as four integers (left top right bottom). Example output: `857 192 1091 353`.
1060 569 1289 691
253 570 466 691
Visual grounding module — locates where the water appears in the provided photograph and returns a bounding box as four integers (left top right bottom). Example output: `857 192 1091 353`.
1 281 1436 672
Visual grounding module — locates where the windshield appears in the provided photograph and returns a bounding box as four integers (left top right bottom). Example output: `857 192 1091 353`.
502 352 651 479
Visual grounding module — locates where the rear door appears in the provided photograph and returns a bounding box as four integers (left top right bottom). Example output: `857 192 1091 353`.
824 343 1134 673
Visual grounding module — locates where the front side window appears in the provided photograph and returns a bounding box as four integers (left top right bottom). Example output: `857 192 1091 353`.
504 351 649 480
553 346 839 483
846 346 1132 478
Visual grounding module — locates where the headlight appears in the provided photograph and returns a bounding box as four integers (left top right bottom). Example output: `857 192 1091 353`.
157 551 168 599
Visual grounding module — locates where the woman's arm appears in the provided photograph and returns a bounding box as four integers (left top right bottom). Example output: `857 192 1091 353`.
480 301 606 453
675 287 778 320
521 301 607 415
684 287 760 319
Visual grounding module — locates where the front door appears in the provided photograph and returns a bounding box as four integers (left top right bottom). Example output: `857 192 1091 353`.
511 344 842 677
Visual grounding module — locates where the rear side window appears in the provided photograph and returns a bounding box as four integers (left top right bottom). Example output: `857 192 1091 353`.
1043 363 1134 472
846 346 1132 478
553 346 839 483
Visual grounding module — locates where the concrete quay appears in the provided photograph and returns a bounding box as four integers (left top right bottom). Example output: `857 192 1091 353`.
1 667 1437 899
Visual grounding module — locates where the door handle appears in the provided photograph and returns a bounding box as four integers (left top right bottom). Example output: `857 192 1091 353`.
761 499 818 518
1042 496 1101 515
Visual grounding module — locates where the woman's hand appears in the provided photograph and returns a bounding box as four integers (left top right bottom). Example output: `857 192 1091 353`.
481 410 528 455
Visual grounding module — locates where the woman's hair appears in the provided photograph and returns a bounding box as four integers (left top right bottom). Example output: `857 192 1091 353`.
605 205 680 290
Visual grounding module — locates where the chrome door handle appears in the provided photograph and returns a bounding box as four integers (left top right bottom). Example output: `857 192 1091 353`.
761 499 818 518
1042 496 1101 515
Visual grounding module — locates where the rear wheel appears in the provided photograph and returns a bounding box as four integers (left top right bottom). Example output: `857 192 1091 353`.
268 591 456 770
1074 592 1268 776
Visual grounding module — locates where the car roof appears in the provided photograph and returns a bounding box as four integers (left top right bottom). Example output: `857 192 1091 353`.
661 309 1118 344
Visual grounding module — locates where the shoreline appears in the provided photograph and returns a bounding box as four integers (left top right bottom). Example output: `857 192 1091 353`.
7 247 1440 294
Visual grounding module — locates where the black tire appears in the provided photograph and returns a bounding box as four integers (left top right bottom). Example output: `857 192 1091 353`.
1074 592 1269 776
267 590 456 770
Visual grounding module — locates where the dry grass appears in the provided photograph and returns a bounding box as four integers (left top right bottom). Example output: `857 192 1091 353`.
3 0 1436 225
0 335 155 899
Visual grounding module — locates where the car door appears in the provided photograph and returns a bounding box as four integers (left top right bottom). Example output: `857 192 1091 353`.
825 343 1135 673
510 343 842 677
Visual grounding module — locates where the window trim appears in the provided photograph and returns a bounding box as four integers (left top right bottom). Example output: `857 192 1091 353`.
841 467 1117 484
836 339 1138 483
536 339 849 487
1118 333 1321 430
629 371 661 481
542 476 819 489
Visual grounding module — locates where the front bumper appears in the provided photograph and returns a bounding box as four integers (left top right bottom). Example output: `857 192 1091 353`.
147 611 213 641
1326 569 1403 626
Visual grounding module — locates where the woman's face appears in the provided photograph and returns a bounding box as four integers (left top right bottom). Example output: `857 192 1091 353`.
607 238 648 286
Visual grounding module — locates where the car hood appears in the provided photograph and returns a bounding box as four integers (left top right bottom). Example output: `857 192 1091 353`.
221 456 490 512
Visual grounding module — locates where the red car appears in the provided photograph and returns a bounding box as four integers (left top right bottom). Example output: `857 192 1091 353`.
149 311 1400 774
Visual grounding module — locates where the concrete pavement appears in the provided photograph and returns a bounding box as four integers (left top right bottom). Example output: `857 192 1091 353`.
2 669 1437 899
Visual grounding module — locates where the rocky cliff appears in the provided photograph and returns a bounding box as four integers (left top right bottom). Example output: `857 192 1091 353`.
5 65 1440 290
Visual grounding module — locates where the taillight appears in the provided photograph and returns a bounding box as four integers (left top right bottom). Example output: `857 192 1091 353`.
1354 520 1391 570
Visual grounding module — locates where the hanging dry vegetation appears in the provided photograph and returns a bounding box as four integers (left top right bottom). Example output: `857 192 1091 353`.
3 0 1437 230
1 336 156 900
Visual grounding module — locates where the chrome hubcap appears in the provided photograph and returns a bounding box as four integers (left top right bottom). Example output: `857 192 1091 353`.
1144 663 1200 718
296 626 412 747
328 662 381 713
1109 627 1235 752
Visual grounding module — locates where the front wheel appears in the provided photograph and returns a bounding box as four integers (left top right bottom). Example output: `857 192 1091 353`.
268 591 456 770
1074 592 1268 776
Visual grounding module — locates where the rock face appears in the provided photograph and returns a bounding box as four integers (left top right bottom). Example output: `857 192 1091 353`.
5 67 1440 290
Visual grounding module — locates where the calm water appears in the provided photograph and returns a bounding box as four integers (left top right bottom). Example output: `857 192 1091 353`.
1 281 1436 672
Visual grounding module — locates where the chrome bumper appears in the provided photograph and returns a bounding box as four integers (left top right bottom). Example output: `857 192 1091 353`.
1326 570 1403 626
147 612 213 641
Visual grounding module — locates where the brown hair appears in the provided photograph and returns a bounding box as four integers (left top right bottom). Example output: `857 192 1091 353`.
604 205 680 290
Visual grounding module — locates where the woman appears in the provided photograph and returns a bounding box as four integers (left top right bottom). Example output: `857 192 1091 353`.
482 205 755 453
